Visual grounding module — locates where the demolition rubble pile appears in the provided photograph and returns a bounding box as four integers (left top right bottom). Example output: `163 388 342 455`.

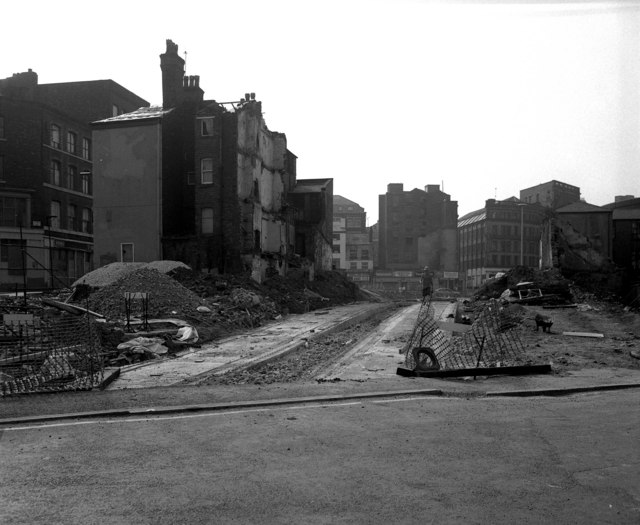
473 266 573 305
79 263 365 362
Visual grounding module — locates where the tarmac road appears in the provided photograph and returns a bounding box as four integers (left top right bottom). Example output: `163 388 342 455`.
1 390 639 524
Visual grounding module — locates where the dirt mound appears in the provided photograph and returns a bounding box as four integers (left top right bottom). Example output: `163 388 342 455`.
74 261 189 288
87 267 205 320
82 267 366 345
171 267 365 315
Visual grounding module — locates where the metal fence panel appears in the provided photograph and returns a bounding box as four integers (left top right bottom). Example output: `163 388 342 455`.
403 298 527 371
0 314 103 396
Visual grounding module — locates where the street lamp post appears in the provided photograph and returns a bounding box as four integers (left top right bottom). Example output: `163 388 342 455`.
519 204 525 266
45 215 56 289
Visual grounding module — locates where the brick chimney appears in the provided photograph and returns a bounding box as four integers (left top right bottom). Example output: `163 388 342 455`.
160 39 185 109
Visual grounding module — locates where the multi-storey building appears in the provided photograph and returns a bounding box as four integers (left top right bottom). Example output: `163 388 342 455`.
93 40 331 281
520 180 580 210
331 195 373 280
458 198 547 291
0 69 147 288
378 183 458 274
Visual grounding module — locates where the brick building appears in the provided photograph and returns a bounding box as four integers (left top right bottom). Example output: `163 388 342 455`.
458 198 547 292
93 40 329 281
520 180 580 210
378 183 458 275
0 69 147 288
331 195 373 279
603 196 640 277
289 179 334 272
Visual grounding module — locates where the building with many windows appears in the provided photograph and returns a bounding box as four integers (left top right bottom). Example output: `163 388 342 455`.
458 198 547 292
0 69 147 288
92 40 330 281
331 195 373 280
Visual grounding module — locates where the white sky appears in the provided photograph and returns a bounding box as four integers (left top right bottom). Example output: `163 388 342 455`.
3 0 639 223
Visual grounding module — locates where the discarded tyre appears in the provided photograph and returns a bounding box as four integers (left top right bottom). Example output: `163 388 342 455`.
411 347 440 372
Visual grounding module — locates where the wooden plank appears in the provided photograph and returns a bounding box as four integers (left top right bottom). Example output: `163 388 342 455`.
397 364 553 378
41 298 105 318
562 332 604 338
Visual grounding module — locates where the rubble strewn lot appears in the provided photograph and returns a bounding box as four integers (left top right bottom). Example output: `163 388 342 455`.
518 302 640 373
1 261 638 396
81 263 368 365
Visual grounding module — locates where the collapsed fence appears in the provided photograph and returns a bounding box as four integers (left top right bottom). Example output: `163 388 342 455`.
400 297 546 376
0 313 103 396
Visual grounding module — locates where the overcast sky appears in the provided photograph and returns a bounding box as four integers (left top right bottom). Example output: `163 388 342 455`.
3 0 639 223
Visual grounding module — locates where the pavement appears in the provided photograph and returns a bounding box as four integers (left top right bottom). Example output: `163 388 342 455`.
1 300 640 426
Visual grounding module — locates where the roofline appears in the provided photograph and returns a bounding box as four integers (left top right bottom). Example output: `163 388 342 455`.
39 79 149 106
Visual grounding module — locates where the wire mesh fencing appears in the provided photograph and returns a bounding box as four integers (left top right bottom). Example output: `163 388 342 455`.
0 313 104 396
403 297 528 372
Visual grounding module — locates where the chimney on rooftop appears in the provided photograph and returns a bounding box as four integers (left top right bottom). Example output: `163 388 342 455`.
160 39 185 109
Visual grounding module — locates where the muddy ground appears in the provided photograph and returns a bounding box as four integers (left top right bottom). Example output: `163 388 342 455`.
518 302 640 373
196 298 640 386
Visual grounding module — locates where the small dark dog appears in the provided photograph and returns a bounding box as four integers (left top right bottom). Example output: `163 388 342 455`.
535 313 553 332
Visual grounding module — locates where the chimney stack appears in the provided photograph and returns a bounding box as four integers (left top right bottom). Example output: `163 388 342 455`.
160 39 185 109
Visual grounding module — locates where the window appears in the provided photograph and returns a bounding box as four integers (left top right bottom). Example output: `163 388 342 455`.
81 208 92 233
201 118 214 136
0 196 27 227
346 217 362 229
201 208 214 234
361 249 369 259
332 234 340 241
67 204 76 230
0 239 26 274
50 124 61 148
201 158 213 184
349 246 357 259
66 131 77 154
50 201 60 228
82 138 91 160
332 245 340 254
81 171 90 194
67 166 76 190
50 160 61 185
121 243 134 262
112 104 119 117
361 262 369 270
350 262 357 269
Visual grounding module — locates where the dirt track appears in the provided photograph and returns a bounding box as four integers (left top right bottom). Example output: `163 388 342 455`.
199 299 640 386
517 303 640 373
